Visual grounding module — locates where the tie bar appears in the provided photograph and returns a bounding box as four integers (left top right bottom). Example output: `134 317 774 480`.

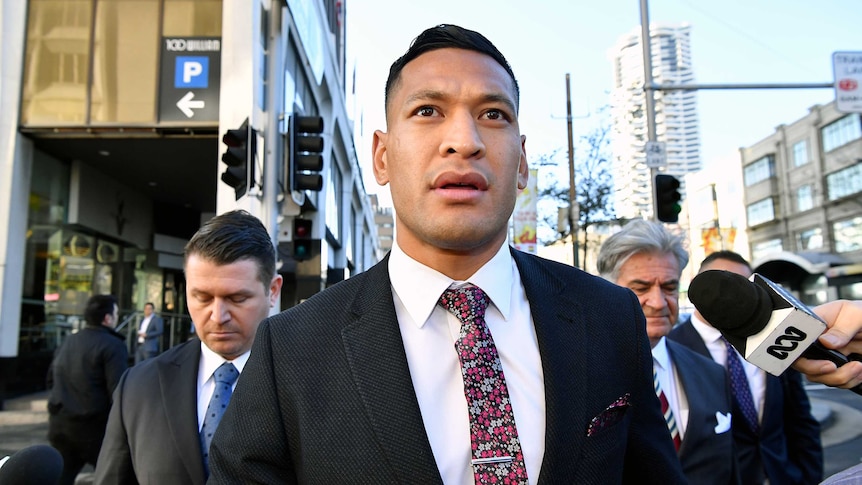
471 456 513 465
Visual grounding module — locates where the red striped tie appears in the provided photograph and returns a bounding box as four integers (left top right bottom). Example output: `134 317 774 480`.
654 368 681 451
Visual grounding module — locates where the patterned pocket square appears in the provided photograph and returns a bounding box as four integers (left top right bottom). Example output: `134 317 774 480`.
586 393 631 437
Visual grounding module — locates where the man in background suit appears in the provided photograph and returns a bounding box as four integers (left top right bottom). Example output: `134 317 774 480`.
135 302 164 363
209 24 685 484
598 219 740 485
94 211 283 484
669 250 823 484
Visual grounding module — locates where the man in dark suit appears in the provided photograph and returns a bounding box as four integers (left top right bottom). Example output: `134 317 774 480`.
135 302 164 363
209 25 685 484
47 294 127 485
669 250 823 484
94 211 283 484
598 219 740 485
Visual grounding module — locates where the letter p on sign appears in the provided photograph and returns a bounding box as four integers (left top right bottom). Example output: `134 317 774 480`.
175 56 209 88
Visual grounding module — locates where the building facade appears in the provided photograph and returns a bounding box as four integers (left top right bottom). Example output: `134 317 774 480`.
609 23 701 219
0 0 380 396
741 101 862 305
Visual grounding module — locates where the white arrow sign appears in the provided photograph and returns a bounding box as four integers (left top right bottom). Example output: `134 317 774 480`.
176 91 205 118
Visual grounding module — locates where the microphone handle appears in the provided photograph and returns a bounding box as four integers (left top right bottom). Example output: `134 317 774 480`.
802 342 862 396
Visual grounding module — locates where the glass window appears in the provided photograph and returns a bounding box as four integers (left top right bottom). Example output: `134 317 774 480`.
743 155 774 186
163 0 222 36
747 198 775 226
822 114 862 152
21 0 94 125
792 140 808 167
796 227 823 251
796 184 813 212
751 238 783 261
90 0 159 123
826 163 862 201
834 217 862 253
22 0 223 126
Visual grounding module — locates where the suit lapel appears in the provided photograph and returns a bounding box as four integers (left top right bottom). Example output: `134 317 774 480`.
512 251 588 482
340 260 443 483
158 340 206 484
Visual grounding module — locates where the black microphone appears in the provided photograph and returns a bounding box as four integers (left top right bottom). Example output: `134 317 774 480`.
0 444 63 484
689 270 862 395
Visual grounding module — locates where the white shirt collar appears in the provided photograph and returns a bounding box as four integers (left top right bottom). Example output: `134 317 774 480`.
199 341 250 381
690 312 723 344
388 240 514 328
651 336 671 372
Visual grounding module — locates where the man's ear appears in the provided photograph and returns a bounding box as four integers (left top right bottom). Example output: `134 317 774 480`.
372 130 390 186
517 134 528 189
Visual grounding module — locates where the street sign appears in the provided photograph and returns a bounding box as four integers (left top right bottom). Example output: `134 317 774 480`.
158 37 221 122
645 141 667 168
833 51 862 113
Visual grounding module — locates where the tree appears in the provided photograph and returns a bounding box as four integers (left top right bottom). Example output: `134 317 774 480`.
536 123 616 269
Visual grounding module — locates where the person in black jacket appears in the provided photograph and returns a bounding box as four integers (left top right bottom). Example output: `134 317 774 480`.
47 294 128 485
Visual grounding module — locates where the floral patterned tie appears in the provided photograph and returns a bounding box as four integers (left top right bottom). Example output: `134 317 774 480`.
439 285 528 485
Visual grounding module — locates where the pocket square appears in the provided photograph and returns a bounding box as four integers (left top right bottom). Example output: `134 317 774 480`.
714 411 732 434
586 393 631 437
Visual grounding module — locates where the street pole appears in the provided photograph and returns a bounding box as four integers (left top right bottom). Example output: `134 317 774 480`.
565 73 580 269
639 0 659 221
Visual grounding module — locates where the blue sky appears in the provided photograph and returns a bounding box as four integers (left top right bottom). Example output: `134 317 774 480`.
346 0 861 204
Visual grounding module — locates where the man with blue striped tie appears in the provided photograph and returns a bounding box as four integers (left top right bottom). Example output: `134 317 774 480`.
94 211 283 484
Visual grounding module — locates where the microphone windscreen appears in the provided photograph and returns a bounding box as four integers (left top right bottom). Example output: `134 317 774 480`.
689 270 773 339
0 445 63 485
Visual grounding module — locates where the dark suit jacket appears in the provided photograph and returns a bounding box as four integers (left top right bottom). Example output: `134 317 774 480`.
47 325 128 456
665 339 740 484
669 319 823 484
209 250 686 484
95 339 207 485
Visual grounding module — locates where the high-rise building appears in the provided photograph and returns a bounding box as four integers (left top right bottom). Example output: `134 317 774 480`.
609 24 701 219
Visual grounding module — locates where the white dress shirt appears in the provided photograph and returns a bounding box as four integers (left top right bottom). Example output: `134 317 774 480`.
689 314 766 419
196 343 250 431
652 337 689 439
389 241 545 485
138 315 152 344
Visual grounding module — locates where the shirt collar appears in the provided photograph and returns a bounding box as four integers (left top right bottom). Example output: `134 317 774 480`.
690 312 723 344
651 336 671 372
389 240 514 328
199 341 250 381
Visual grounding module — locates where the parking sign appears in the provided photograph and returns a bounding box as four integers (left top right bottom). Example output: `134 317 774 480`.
159 37 221 122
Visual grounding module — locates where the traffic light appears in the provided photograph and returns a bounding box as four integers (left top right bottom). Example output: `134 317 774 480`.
290 115 324 192
293 218 313 261
655 174 682 223
221 119 256 200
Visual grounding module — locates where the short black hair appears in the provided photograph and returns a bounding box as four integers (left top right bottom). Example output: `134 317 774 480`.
384 24 519 116
184 210 276 289
85 294 117 327
699 250 751 272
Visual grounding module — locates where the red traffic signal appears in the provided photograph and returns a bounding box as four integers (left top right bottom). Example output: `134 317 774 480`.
293 218 313 261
